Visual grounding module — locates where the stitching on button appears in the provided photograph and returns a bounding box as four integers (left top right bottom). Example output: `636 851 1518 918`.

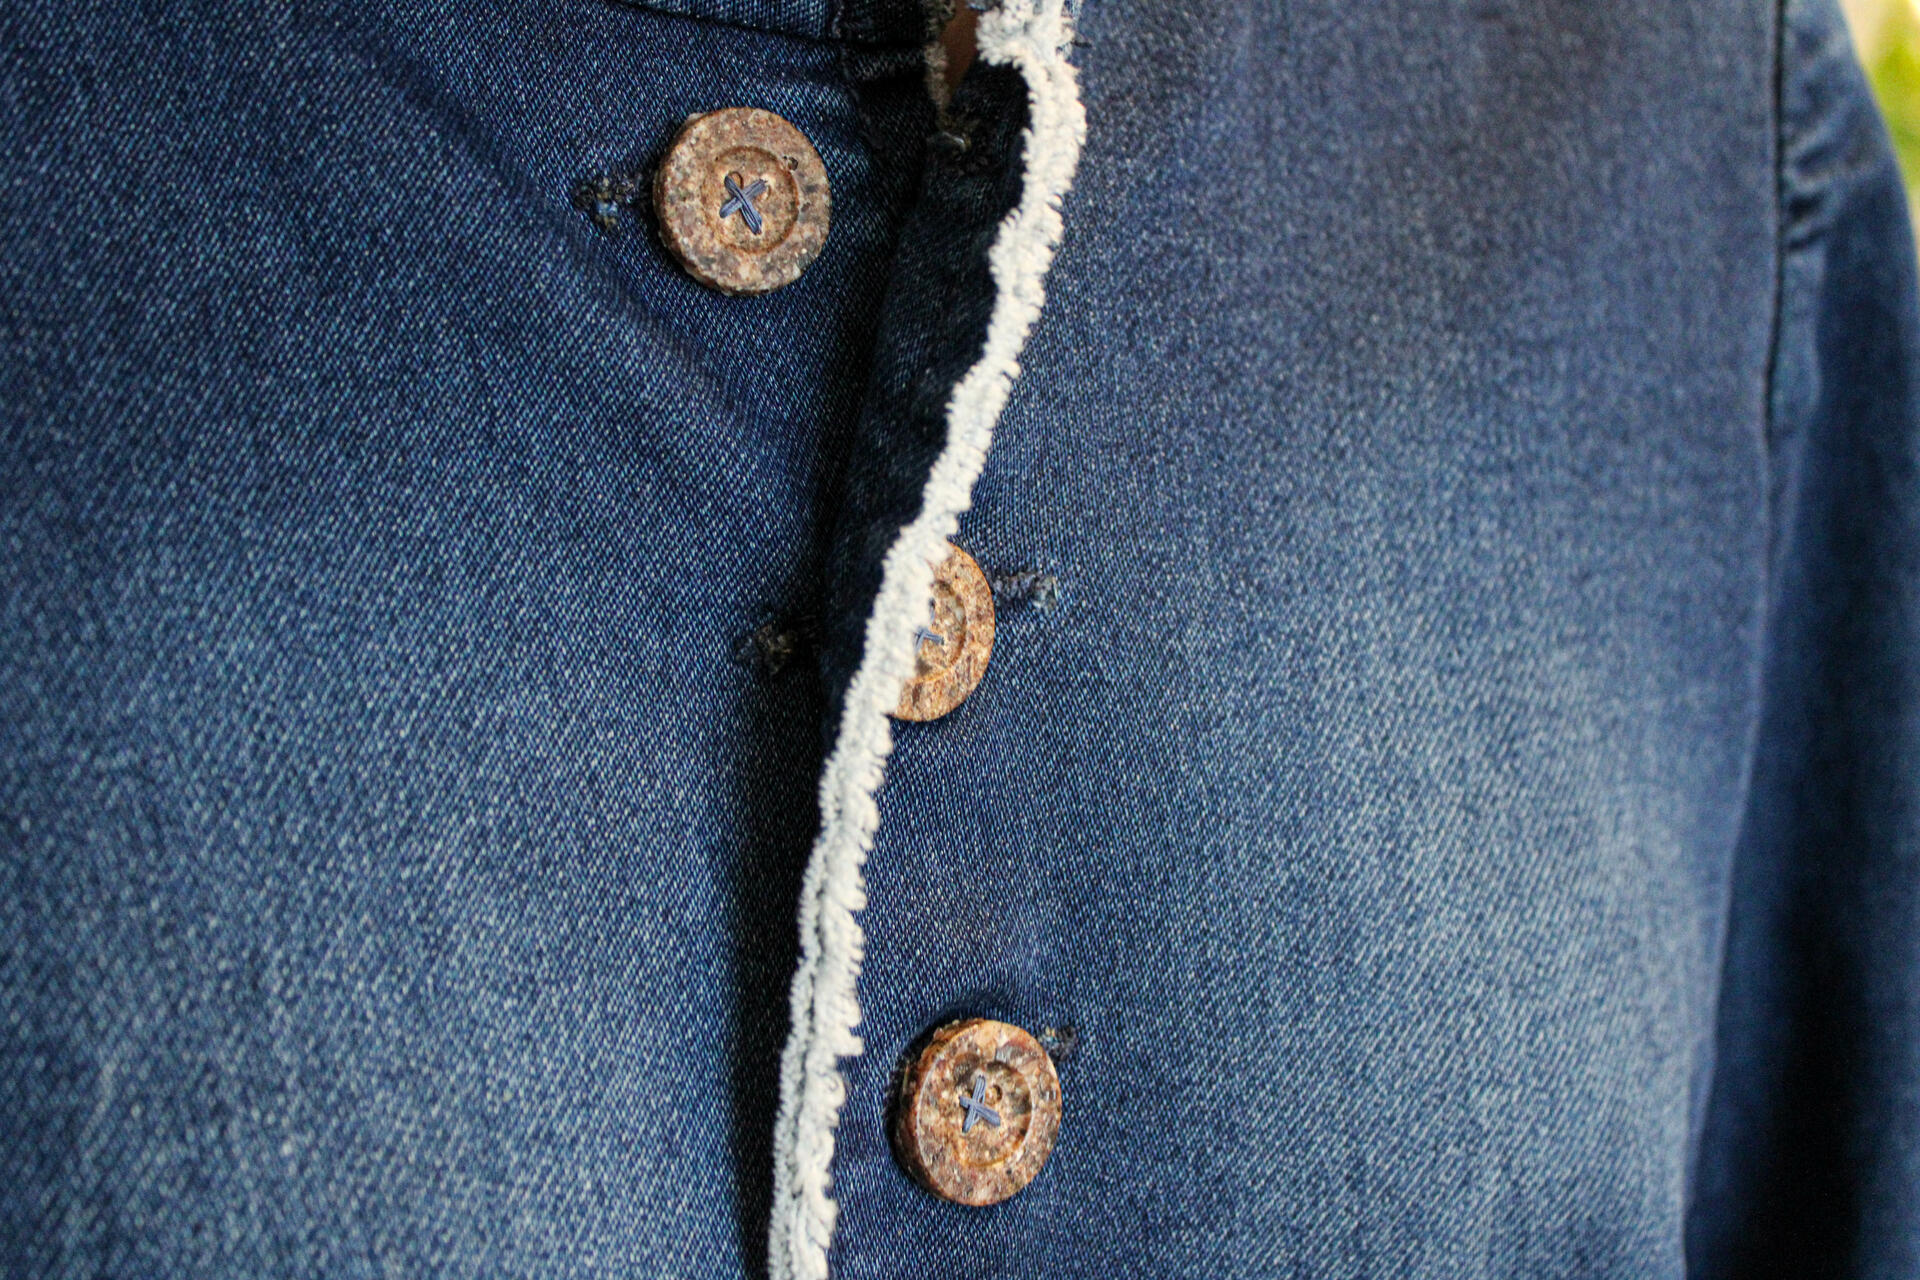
959 1073 1003 1132
719 172 769 234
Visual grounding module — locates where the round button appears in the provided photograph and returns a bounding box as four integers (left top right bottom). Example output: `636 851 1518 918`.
892 543 994 722
652 108 831 296
892 1018 1062 1206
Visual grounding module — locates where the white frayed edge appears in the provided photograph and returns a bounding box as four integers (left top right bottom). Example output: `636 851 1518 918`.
766 4 1086 1278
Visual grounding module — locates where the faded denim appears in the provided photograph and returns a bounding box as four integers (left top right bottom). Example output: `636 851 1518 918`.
4 0 1918 1278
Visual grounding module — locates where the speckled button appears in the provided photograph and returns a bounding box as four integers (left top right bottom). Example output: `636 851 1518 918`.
892 1019 1062 1206
892 543 995 722
653 108 830 296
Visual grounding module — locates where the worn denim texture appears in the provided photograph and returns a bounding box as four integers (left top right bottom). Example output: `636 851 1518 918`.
5 0 1919 1278
2 1 929 1274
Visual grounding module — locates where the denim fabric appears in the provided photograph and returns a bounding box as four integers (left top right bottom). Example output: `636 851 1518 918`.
2 1 928 1274
1690 0 1920 1272
5 0 1919 1278
600 0 930 45
834 0 1784 1272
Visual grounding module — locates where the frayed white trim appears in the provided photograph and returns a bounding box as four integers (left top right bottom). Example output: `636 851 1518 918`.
766 4 1086 1278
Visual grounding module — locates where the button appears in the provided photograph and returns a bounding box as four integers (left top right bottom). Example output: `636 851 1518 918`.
892 543 994 722
892 1018 1062 1206
652 108 831 296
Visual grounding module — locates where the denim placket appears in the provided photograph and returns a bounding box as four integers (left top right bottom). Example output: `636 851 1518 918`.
770 3 1088 1276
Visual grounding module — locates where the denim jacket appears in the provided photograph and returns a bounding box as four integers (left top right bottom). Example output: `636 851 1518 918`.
4 0 1917 1276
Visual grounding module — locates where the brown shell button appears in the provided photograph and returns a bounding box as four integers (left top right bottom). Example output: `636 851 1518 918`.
893 1018 1062 1206
653 107 831 296
892 543 994 722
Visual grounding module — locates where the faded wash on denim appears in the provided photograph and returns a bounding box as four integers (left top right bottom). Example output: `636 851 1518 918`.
4 0 1919 1277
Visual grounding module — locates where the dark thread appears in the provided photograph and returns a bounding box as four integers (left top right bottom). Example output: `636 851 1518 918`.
990 570 1058 612
740 616 816 675
959 1073 1002 1132
571 170 648 235
719 173 768 235
931 108 996 175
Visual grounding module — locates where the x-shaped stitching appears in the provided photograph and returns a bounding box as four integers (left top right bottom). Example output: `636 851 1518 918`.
719 173 768 235
959 1073 1002 1133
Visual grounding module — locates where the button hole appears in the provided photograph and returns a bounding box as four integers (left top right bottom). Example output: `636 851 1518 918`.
989 569 1058 612
738 614 817 675
1037 1025 1078 1062
570 169 650 235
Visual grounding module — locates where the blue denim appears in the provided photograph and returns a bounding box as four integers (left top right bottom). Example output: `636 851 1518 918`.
1 2 928 1274
4 0 1918 1277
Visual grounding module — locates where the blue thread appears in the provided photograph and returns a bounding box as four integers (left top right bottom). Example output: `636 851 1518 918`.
959 1073 1002 1133
719 173 768 235
913 625 947 648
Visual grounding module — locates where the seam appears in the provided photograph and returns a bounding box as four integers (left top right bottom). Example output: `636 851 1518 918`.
602 0 833 46
1688 0 1790 1227
600 0 920 49
765 2 1086 1277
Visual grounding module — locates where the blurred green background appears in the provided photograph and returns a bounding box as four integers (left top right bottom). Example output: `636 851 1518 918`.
1846 0 1920 216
